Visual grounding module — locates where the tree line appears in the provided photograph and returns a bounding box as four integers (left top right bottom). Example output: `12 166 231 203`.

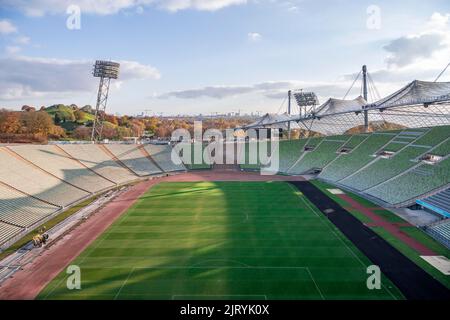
0 105 253 143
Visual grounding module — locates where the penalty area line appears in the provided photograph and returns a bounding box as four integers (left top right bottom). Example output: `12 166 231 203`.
114 267 135 300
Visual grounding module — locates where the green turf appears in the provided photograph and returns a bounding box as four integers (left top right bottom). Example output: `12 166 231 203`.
38 181 403 300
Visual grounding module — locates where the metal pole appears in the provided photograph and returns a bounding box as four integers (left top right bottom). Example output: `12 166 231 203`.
362 65 369 132
91 76 104 142
288 90 291 140
98 77 111 140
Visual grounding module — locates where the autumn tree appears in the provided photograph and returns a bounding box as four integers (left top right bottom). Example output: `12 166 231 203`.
54 112 62 124
104 114 118 126
101 127 117 140
0 110 21 134
118 115 129 127
73 126 91 140
22 105 36 112
74 109 87 122
20 111 54 136
155 125 171 138
144 117 159 134
48 125 66 139
81 105 93 113
116 126 132 139
130 119 145 137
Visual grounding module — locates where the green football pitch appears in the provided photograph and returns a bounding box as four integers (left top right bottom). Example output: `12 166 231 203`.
38 181 404 300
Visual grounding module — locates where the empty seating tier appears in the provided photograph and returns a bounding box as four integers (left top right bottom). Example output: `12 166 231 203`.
239 141 273 170
60 144 138 184
341 146 429 191
339 134 369 149
181 143 212 170
423 220 450 249
144 144 186 172
105 144 162 176
0 148 90 207
277 139 308 173
366 157 450 205
0 222 23 246
9 145 115 193
412 125 450 147
288 139 348 174
318 133 396 182
0 184 59 227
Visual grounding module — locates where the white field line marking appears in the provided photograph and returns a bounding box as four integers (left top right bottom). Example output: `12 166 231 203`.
189 259 252 268
43 202 136 299
306 267 325 300
287 183 319 217
305 197 398 299
300 194 398 299
289 183 398 300
114 267 135 300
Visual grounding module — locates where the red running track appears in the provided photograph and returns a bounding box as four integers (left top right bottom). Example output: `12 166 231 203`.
339 194 436 256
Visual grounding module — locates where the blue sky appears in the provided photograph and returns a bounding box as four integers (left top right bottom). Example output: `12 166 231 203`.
1 0 450 115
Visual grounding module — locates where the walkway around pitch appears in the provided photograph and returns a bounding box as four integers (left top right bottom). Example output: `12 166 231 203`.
290 181 450 300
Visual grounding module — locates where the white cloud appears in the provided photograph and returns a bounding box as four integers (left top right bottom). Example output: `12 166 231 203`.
160 85 254 99
5 46 21 55
136 6 144 14
426 12 450 31
0 19 17 34
384 33 445 67
0 56 161 101
0 0 247 16
248 32 262 42
14 36 31 45
119 60 161 80
161 0 246 12
159 80 350 101
382 12 450 70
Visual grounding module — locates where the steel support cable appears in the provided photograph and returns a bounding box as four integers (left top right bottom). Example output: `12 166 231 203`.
434 61 450 82
343 70 362 100
368 73 381 100
277 95 288 114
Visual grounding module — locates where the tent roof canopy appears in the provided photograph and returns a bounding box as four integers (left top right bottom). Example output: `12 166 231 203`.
373 80 450 109
243 80 450 134
247 113 300 130
316 96 367 116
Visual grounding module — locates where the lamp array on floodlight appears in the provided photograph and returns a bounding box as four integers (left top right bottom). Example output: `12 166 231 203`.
93 60 120 79
292 91 319 117
293 91 319 107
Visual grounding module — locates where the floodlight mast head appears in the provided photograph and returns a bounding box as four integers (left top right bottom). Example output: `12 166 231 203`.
93 60 120 79
91 60 120 142
293 91 319 117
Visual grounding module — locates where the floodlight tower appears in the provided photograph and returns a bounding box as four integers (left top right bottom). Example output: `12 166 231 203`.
91 60 120 142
